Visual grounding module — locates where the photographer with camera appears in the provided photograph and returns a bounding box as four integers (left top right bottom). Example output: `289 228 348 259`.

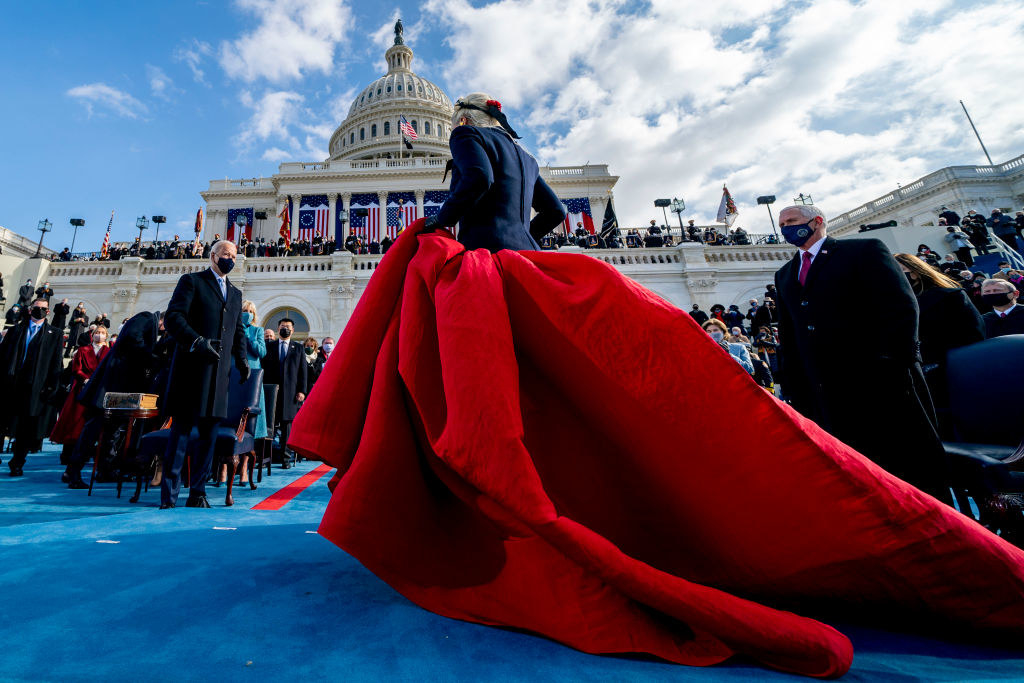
160 240 249 509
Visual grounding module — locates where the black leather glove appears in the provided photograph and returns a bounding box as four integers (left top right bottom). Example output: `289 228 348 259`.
238 363 251 384
422 215 440 232
192 337 220 362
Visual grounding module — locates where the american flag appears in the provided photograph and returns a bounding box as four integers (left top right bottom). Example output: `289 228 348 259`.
298 201 329 240
399 115 418 140
100 210 113 258
350 206 381 242
561 197 595 235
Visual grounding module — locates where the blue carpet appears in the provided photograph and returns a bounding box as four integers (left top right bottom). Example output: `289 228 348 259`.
2 444 1024 682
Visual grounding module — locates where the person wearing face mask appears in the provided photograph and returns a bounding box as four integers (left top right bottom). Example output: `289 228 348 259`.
16 279 35 310
215 300 266 500
50 326 109 465
773 205 951 501
66 303 88 357
688 304 709 325
942 225 974 267
0 298 63 476
702 319 753 375
980 279 1024 337
321 337 335 361
160 240 249 508
260 317 306 469
894 253 984 438
303 337 325 387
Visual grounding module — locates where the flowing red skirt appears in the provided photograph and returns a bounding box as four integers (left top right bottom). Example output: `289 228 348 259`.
290 219 1024 678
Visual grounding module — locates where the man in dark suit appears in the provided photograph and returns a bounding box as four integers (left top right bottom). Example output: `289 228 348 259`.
51 298 70 331
774 205 949 500
66 303 88 357
0 297 63 476
160 240 249 508
34 282 54 303
261 317 307 469
980 279 1024 337
63 311 160 488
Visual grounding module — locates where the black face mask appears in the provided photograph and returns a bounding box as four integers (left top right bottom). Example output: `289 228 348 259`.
216 256 235 275
29 306 46 320
278 328 292 339
982 292 1014 307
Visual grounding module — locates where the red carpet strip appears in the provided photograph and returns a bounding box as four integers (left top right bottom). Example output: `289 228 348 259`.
251 464 332 510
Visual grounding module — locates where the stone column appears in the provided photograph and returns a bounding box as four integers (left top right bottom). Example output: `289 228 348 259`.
377 191 389 240
590 196 607 233
291 195 302 239
203 209 217 242
341 192 352 239
328 192 339 241
415 189 425 219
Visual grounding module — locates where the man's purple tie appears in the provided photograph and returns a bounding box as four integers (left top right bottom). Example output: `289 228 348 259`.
798 251 812 286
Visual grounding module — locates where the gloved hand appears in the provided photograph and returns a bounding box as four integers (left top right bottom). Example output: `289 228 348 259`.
422 215 440 232
238 363 251 384
193 337 220 362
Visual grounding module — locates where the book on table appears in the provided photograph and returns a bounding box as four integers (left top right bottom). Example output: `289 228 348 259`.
103 393 159 410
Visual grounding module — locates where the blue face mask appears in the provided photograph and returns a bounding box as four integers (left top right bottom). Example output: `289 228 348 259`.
781 220 815 247
241 312 252 326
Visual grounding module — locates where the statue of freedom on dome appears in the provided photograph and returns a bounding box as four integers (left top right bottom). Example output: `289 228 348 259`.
394 18 405 45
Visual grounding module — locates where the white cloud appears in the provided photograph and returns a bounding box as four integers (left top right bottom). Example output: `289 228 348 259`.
427 0 1024 228
146 65 178 100
218 0 351 83
174 39 214 85
66 83 147 119
235 90 331 160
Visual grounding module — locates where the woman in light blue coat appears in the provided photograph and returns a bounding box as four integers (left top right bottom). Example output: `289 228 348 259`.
702 318 754 375
242 300 268 440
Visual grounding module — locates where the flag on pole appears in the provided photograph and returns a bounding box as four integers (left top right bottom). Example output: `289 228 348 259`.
279 199 292 250
193 206 204 255
716 185 738 227
100 210 114 258
399 115 418 140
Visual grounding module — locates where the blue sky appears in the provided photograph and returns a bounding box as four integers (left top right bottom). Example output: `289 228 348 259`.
2 0 1022 250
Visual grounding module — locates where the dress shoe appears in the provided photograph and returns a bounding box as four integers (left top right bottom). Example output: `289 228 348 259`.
9 467 23 477
185 495 211 508
61 472 69 483
68 478 90 490
280 462 292 470
159 502 175 509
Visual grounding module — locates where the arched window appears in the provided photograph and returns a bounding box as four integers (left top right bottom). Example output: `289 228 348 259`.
386 85 392 93
411 120 418 132
360 128 365 141
383 121 390 135
371 124 377 137
397 83 402 91
377 88 382 96
264 307 311 340
424 121 431 135
350 132 354 144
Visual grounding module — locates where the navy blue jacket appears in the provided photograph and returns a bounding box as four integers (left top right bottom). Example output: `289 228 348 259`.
436 126 566 252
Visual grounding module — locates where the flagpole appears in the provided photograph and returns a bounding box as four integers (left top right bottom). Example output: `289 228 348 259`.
398 117 402 160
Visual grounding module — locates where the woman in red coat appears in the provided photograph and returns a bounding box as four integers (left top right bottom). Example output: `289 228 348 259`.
51 326 108 463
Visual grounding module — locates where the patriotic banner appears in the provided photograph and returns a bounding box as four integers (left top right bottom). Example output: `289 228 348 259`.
227 207 254 242
297 194 330 241
349 193 381 242
423 190 449 219
716 185 738 227
399 115 418 140
386 191 417 240
561 197 595 235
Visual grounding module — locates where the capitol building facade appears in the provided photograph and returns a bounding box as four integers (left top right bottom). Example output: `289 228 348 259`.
24 29 795 338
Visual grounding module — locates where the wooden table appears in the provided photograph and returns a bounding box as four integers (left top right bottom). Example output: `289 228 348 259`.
88 407 161 499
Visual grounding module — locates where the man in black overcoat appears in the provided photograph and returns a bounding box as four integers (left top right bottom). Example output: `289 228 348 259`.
66 303 88 357
0 297 63 476
63 311 160 487
160 240 249 508
51 298 70 331
774 205 950 501
261 317 307 469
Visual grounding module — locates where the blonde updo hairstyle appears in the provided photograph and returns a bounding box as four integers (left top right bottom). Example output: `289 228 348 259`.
242 300 258 325
452 92 502 129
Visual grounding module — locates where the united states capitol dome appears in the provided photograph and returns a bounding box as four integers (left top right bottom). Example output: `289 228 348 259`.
328 20 455 161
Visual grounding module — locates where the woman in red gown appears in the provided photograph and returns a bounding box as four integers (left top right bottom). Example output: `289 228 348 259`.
289 94 1024 678
51 326 109 463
